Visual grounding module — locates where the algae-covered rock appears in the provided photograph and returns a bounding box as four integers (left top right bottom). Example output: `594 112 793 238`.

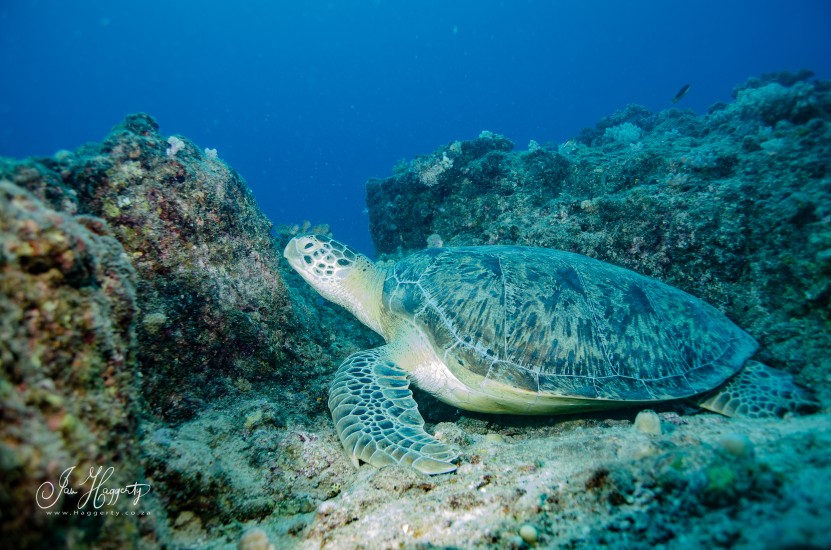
69 114 308 421
0 181 148 547
289 412 831 549
4 114 373 423
138 394 354 547
0 114 373 545
365 72 831 405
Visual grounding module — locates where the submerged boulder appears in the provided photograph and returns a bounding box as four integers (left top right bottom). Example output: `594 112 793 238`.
0 181 146 547
0 114 373 545
3 114 372 424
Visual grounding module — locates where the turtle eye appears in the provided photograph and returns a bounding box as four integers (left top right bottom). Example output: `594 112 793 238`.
337 259 351 266
303 242 314 250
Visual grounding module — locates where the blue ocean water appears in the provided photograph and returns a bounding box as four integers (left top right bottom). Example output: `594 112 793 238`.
1 1 829 256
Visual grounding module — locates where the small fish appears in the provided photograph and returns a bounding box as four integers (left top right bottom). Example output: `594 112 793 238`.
672 83 691 104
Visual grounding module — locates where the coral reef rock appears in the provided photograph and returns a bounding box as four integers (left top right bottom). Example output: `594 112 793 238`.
2 114 373 424
1 114 372 547
0 181 147 548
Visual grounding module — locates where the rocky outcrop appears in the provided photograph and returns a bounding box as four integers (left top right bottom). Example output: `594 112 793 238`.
0 114 373 546
3 114 373 424
0 181 146 547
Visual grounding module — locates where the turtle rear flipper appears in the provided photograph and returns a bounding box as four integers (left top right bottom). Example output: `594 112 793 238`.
696 360 820 418
329 347 458 475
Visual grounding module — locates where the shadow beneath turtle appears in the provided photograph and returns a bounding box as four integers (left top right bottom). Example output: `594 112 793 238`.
410 385 700 437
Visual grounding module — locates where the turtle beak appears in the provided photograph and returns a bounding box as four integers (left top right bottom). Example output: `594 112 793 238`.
283 236 308 273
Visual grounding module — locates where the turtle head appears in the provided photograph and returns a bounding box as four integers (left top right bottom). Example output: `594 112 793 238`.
283 235 386 336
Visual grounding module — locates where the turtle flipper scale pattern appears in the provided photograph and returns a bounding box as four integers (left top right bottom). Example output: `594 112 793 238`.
696 360 820 418
328 347 458 475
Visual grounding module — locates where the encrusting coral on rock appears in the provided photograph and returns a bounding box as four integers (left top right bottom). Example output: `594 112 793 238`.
0 181 146 547
0 114 372 547
3 113 374 425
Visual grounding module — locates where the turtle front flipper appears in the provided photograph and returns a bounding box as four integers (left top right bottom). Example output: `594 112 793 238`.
328 347 458 475
697 360 820 418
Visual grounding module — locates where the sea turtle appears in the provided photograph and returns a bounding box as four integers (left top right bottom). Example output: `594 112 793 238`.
284 235 817 475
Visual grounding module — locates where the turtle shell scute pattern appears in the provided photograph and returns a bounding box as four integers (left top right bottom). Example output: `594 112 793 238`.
383 246 757 401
